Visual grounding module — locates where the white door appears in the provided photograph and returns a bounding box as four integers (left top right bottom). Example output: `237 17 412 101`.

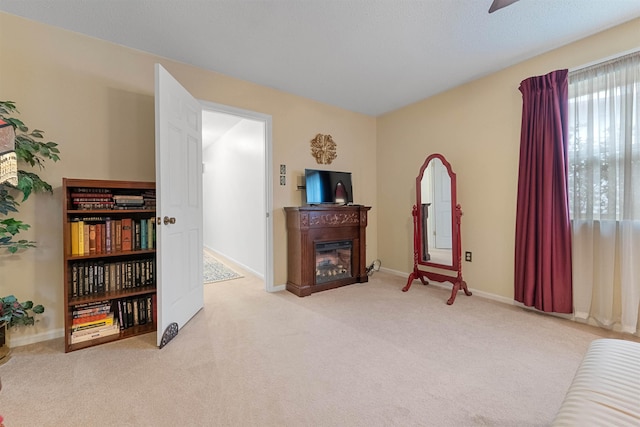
433 160 452 249
155 63 204 347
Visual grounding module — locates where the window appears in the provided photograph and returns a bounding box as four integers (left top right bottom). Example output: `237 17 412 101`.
568 52 640 221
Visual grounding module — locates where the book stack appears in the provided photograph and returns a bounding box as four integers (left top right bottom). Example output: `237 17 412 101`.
70 300 119 344
116 295 155 330
70 188 113 210
142 190 156 210
113 194 144 210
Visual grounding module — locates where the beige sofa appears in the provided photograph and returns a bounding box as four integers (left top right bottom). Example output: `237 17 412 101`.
552 338 640 426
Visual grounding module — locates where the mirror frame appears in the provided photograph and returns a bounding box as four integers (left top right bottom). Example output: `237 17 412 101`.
415 153 460 271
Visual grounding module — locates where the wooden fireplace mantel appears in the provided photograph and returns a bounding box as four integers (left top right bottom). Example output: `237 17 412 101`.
284 205 371 297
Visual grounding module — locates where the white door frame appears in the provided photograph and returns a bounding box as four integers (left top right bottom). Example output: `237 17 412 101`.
199 100 275 292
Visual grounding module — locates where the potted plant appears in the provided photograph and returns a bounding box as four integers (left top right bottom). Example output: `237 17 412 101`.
0 100 60 359
0 296 45 359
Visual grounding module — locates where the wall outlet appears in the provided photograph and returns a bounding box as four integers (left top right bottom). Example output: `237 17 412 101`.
280 175 286 186
465 251 472 262
280 164 286 174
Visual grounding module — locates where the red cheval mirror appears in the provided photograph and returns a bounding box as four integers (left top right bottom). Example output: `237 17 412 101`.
402 153 471 305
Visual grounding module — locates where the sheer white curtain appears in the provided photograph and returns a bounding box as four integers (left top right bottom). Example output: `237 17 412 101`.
568 52 640 334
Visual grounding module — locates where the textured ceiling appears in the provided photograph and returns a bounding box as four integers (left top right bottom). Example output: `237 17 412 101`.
1 0 640 116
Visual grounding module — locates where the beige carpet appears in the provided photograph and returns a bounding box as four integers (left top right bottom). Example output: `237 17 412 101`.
1 271 637 426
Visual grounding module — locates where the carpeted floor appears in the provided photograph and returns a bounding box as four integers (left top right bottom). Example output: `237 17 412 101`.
2 271 638 426
203 250 242 283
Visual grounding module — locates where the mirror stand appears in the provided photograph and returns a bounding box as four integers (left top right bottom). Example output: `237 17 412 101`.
403 203 471 304
402 150 473 304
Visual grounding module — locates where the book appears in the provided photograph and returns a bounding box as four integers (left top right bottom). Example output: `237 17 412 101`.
114 220 122 252
100 222 106 253
70 220 80 255
77 263 85 296
71 264 79 297
97 261 105 293
88 224 97 255
138 298 147 325
121 218 132 251
70 191 112 198
133 298 139 326
140 218 148 249
95 223 102 254
147 218 155 249
126 299 134 328
72 299 111 310
71 314 115 332
70 323 119 344
71 320 117 336
72 197 113 202
72 312 111 325
77 220 85 255
117 300 125 330
73 201 115 210
134 220 141 250
73 304 111 318
105 219 112 253
83 224 90 255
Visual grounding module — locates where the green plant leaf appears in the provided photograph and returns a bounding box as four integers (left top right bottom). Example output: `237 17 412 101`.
1 218 31 235
0 188 19 215
1 99 60 263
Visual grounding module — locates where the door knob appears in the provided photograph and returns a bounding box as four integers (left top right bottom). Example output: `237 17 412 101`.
163 216 176 225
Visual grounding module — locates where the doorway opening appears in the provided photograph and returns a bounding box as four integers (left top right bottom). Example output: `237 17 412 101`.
200 101 274 292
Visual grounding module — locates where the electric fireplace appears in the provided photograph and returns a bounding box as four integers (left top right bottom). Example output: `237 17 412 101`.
284 205 371 297
315 240 352 284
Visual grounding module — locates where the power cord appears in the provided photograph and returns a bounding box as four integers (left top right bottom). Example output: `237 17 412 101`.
366 259 381 276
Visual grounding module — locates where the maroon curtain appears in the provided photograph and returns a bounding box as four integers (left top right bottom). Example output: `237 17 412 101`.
514 69 572 313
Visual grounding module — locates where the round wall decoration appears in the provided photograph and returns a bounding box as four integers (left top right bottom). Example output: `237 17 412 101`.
310 133 337 165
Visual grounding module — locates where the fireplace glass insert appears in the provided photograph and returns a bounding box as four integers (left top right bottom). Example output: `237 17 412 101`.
315 240 352 284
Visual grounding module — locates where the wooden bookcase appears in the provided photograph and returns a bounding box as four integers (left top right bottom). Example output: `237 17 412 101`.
62 178 157 352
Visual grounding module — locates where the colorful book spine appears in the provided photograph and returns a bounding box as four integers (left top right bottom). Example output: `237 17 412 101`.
147 218 155 249
77 220 85 255
140 219 147 250
71 315 115 332
83 223 90 255
70 220 80 255
88 224 97 255
105 219 112 253
121 218 132 251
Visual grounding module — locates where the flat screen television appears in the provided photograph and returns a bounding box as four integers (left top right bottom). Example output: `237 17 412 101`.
304 169 353 205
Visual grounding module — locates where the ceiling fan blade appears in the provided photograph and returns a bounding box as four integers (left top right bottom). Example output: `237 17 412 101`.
489 0 520 13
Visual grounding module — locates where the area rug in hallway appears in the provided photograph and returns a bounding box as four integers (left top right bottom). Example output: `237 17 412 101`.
203 250 243 283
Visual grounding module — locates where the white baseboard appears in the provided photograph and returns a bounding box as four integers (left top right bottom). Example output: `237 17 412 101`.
271 284 286 292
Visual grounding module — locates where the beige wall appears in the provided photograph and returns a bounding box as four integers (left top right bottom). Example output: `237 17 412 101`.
377 18 640 301
3 10 639 345
0 12 377 344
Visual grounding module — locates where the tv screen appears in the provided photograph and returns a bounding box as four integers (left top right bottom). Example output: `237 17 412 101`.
305 169 353 205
